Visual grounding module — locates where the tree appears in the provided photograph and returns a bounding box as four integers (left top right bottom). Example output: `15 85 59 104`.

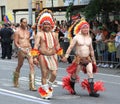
82 0 120 22
63 0 120 23
63 0 75 21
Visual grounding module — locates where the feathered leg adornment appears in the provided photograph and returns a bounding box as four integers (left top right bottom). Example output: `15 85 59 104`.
47 81 54 98
81 78 105 97
66 62 78 74
62 75 79 94
38 84 53 99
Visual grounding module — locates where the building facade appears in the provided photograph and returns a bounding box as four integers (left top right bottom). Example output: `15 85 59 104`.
0 0 90 24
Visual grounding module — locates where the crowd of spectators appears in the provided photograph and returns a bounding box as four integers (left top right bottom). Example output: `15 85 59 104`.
90 19 120 68
0 19 120 68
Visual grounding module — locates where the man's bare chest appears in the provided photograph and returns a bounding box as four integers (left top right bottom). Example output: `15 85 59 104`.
19 31 30 39
76 36 91 46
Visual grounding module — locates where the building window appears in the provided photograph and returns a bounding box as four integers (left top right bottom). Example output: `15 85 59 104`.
1 6 6 21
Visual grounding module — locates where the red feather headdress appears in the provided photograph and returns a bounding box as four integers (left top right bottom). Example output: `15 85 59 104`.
37 9 55 30
74 18 89 35
67 19 80 41
68 18 89 40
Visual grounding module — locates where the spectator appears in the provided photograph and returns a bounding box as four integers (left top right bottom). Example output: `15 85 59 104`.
95 26 105 67
107 32 117 68
115 26 120 59
30 24 37 48
0 23 14 59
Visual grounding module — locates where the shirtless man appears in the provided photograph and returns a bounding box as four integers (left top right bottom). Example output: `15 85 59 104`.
62 18 104 97
33 9 62 99
13 18 36 91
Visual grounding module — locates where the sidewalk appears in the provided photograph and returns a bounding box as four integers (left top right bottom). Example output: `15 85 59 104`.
97 67 120 76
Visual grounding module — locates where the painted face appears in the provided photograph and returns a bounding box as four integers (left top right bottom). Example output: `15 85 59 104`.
43 22 51 32
80 24 89 35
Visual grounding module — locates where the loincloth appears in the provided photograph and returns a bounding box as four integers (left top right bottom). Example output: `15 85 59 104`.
67 55 97 74
18 47 31 58
39 54 58 70
72 55 91 67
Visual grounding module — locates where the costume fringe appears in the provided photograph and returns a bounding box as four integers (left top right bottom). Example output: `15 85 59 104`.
38 87 48 96
62 75 79 94
66 62 77 74
67 62 98 74
81 79 105 93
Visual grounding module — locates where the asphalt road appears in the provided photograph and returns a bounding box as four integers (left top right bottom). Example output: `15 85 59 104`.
0 57 120 104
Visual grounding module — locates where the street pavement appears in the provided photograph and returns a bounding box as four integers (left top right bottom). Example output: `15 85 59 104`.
0 57 120 104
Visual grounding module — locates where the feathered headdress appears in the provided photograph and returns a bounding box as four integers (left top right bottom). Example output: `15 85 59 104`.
74 18 89 35
36 9 55 30
68 18 89 39
68 19 80 39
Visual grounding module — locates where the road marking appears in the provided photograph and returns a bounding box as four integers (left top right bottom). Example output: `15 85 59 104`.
0 88 50 104
97 73 120 78
20 77 62 87
54 95 80 99
19 76 120 86
1 59 120 85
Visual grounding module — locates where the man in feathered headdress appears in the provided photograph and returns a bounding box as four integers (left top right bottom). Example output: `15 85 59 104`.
33 9 63 99
61 18 105 97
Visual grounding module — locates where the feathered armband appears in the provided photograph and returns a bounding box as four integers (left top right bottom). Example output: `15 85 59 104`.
29 49 40 58
56 48 63 56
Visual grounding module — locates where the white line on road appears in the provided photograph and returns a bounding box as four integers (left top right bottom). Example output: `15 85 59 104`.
97 73 120 78
20 77 62 86
1 59 120 85
0 88 50 104
19 76 120 86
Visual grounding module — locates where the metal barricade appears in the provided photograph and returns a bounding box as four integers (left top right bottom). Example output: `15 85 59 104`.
94 41 120 69
61 41 120 69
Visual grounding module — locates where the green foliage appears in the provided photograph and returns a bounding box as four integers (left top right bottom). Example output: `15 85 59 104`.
64 0 120 21
63 0 75 20
81 0 120 20
83 0 102 19
65 2 73 20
